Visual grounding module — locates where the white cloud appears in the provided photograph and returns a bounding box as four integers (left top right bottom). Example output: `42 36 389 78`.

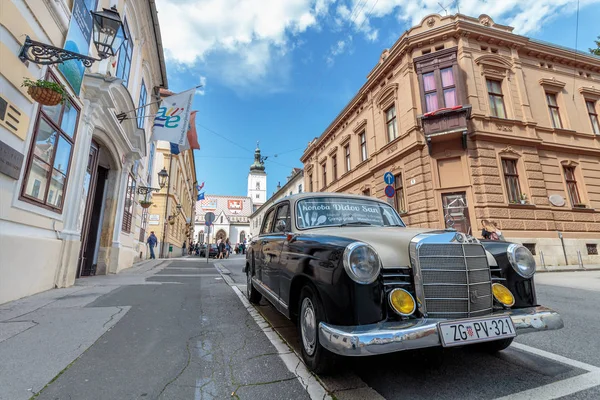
156 0 332 92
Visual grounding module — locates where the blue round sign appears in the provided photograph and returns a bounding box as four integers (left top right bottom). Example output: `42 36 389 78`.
384 172 395 185
385 185 395 198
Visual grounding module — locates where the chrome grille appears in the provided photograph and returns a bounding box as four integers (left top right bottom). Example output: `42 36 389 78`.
417 243 492 319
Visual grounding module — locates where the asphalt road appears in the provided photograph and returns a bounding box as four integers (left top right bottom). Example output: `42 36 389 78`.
220 256 600 400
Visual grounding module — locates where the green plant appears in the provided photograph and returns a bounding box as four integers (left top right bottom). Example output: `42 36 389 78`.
520 193 528 200
21 77 68 103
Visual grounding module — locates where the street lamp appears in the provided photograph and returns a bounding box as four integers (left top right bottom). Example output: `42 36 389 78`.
19 6 125 66
158 168 169 189
137 167 169 195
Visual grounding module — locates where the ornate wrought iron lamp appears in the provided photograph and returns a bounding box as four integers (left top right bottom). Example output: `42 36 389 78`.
137 168 169 195
19 6 125 66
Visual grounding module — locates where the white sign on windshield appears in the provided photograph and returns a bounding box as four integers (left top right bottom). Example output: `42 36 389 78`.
296 198 401 228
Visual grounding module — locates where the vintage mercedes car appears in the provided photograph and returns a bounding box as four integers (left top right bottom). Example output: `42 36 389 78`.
245 193 563 373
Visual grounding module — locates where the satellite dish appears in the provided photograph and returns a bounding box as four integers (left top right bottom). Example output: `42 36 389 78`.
549 194 565 207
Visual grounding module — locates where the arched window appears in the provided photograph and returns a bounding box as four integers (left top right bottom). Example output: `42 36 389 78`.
256 182 260 190
220 216 223 223
240 231 246 243
198 231 205 244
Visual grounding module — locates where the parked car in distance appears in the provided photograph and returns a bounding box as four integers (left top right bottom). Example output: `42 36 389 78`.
245 193 563 373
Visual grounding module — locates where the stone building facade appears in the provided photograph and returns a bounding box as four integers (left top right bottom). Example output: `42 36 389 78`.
0 0 168 304
301 13 600 267
193 195 251 246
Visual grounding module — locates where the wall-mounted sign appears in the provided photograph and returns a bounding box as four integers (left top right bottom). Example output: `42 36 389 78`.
228 199 243 214
0 139 24 180
149 214 160 221
383 172 394 185
549 194 565 207
385 185 395 198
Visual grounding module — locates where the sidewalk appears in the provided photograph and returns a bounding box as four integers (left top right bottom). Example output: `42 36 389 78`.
537 263 600 273
0 258 167 400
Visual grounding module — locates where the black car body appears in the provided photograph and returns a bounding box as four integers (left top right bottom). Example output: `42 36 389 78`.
200 244 218 258
245 193 563 373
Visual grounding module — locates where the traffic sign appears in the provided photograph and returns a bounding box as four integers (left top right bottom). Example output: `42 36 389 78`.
384 185 395 198
204 220 212 226
205 212 215 224
383 172 394 185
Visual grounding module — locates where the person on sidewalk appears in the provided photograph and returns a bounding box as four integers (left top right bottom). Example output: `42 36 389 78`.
147 231 158 259
182 241 186 257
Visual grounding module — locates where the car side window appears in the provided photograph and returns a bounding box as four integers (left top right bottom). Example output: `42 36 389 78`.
260 207 276 234
274 203 290 233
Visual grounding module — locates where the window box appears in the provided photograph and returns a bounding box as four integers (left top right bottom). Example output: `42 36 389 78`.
573 203 587 209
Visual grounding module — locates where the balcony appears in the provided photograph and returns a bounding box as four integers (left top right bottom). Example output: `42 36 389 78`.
418 105 471 154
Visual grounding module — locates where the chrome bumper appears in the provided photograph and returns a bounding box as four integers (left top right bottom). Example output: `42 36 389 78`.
318 306 563 357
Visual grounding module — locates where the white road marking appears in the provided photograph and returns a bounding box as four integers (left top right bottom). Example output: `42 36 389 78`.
230 285 333 400
512 342 600 372
494 371 600 400
153 274 221 277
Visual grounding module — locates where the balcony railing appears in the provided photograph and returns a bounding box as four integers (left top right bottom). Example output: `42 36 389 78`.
418 105 471 154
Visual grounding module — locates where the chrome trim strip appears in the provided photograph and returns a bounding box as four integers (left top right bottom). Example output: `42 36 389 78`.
383 282 411 286
429 308 493 314
319 306 563 356
382 274 411 278
419 268 489 272
418 255 488 258
251 277 289 310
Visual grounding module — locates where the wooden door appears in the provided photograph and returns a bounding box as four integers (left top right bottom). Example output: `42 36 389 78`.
442 192 471 234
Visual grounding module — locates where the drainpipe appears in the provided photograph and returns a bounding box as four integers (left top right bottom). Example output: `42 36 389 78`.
160 155 174 258
557 231 568 265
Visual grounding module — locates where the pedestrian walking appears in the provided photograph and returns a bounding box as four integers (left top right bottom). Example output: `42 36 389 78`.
218 240 226 259
147 231 158 259
182 241 187 257
225 238 231 259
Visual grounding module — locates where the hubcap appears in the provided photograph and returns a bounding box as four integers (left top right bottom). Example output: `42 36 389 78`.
300 297 317 356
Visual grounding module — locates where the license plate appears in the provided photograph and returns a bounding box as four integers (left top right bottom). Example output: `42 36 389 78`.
438 316 516 347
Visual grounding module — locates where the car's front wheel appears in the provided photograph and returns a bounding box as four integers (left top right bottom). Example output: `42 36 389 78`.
298 285 336 374
246 265 262 304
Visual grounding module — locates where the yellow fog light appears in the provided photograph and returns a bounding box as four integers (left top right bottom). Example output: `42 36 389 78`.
492 283 515 307
389 288 416 316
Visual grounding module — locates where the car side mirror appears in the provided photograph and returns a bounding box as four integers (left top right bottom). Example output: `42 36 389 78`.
275 219 287 232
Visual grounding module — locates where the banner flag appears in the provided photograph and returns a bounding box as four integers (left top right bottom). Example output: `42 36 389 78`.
152 88 195 145
187 111 200 150
198 182 204 190
170 142 180 155
197 192 205 201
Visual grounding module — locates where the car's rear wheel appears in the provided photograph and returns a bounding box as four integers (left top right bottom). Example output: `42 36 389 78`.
473 337 514 353
246 265 262 304
298 285 336 374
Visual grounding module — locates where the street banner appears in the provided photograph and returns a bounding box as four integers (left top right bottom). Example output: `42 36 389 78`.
198 192 205 201
152 88 195 145
198 182 204 190
58 0 98 94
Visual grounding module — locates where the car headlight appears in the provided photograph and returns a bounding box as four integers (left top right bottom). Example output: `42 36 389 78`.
507 244 536 278
343 242 381 284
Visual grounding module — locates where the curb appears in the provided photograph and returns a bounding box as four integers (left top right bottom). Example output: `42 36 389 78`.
537 267 600 273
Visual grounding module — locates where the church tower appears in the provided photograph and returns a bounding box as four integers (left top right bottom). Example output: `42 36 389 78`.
248 143 267 211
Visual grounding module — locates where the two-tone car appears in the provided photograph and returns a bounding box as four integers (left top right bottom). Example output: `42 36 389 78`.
245 193 563 373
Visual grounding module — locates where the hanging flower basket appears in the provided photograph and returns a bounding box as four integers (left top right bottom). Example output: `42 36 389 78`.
22 78 67 106
139 200 153 209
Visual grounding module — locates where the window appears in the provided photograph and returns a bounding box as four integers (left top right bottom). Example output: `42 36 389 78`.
139 208 148 242
274 203 291 232
332 154 337 181
116 18 133 86
122 173 136 232
256 194 259 199
563 166 581 206
309 174 313 192
546 92 562 128
394 173 405 213
487 80 506 118
344 144 351 172
587 243 598 255
415 49 461 114
261 207 276 234
386 106 397 142
423 67 457 112
137 80 147 129
220 216 223 223
362 188 370 196
321 161 327 188
586 100 600 134
359 132 367 161
501 159 522 203
240 231 246 243
298 184 303 193
256 182 260 190
146 142 155 186
21 73 79 211
523 243 536 255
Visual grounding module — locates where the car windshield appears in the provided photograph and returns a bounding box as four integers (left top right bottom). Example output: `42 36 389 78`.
296 197 405 229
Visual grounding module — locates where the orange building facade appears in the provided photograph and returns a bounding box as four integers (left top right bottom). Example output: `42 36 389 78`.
301 14 600 267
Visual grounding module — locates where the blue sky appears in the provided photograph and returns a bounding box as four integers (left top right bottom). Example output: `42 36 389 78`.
156 0 600 199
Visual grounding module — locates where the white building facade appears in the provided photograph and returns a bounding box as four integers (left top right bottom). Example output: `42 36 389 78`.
0 0 168 304
193 195 251 245
249 168 304 238
247 145 267 212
